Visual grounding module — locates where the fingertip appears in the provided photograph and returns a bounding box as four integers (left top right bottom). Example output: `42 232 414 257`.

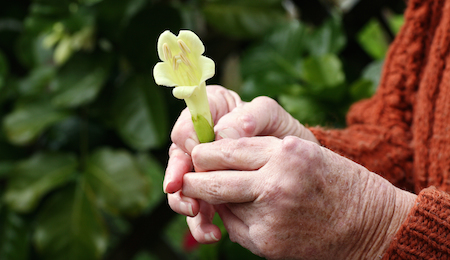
163 179 169 193
187 219 222 244
205 231 221 242
164 179 182 194
165 146 193 193
185 137 198 154
180 201 195 217
167 191 200 217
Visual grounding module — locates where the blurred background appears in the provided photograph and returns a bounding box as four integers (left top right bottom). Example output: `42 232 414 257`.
0 0 406 259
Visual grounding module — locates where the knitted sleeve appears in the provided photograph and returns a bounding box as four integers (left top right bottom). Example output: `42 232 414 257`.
382 187 450 259
309 0 444 191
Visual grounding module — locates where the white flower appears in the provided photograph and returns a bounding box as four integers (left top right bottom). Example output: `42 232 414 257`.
153 30 215 143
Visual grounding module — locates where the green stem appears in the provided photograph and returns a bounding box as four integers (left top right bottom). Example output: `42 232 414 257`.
184 82 215 143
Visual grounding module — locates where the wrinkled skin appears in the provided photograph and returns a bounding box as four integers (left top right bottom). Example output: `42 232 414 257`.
165 85 416 259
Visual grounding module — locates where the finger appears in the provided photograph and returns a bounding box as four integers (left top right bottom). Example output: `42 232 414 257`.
186 200 222 243
215 96 317 143
167 191 199 217
206 85 242 123
170 86 242 154
164 144 193 193
171 109 200 154
182 170 259 204
191 137 278 172
215 204 255 251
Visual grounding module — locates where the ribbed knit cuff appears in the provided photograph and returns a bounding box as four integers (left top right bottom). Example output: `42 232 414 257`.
382 187 450 259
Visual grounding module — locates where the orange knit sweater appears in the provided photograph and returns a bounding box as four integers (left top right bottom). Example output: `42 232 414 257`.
310 0 450 258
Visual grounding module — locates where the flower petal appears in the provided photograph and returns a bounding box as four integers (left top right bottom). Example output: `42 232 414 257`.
157 30 179 62
173 86 198 99
153 62 177 87
178 30 205 55
198 56 215 82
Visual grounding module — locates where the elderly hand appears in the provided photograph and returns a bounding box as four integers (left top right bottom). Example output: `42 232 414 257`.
164 85 318 243
182 136 417 259
165 85 317 192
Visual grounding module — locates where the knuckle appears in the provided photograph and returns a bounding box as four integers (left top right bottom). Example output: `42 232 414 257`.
202 174 230 204
238 113 257 136
168 143 178 156
206 177 222 198
280 136 304 156
220 138 247 162
253 96 278 107
218 139 236 160
207 85 225 94
280 136 322 162
252 96 283 134
210 87 228 100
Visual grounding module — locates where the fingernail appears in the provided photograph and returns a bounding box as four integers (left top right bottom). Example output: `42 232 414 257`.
218 128 240 139
210 232 219 241
163 180 169 193
180 201 194 216
185 138 197 153
163 177 175 194
205 232 219 242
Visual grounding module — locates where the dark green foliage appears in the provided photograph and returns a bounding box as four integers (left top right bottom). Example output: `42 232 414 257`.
0 0 404 259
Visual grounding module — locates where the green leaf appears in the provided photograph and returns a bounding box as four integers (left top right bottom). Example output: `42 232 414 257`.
164 214 192 256
357 18 389 60
85 148 150 216
306 16 346 56
238 21 311 100
350 59 383 101
239 75 290 101
43 116 107 151
388 14 404 35
203 1 286 38
18 65 55 97
240 45 288 79
0 128 25 162
279 94 327 126
361 59 384 88
4 152 77 213
50 53 110 108
0 206 30 260
133 251 160 260
34 183 108 260
15 30 54 69
0 162 14 179
266 20 308 61
240 21 306 79
300 54 345 89
0 78 16 106
79 0 104 6
135 153 164 212
111 75 168 150
349 79 374 101
3 101 70 145
29 1 72 17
